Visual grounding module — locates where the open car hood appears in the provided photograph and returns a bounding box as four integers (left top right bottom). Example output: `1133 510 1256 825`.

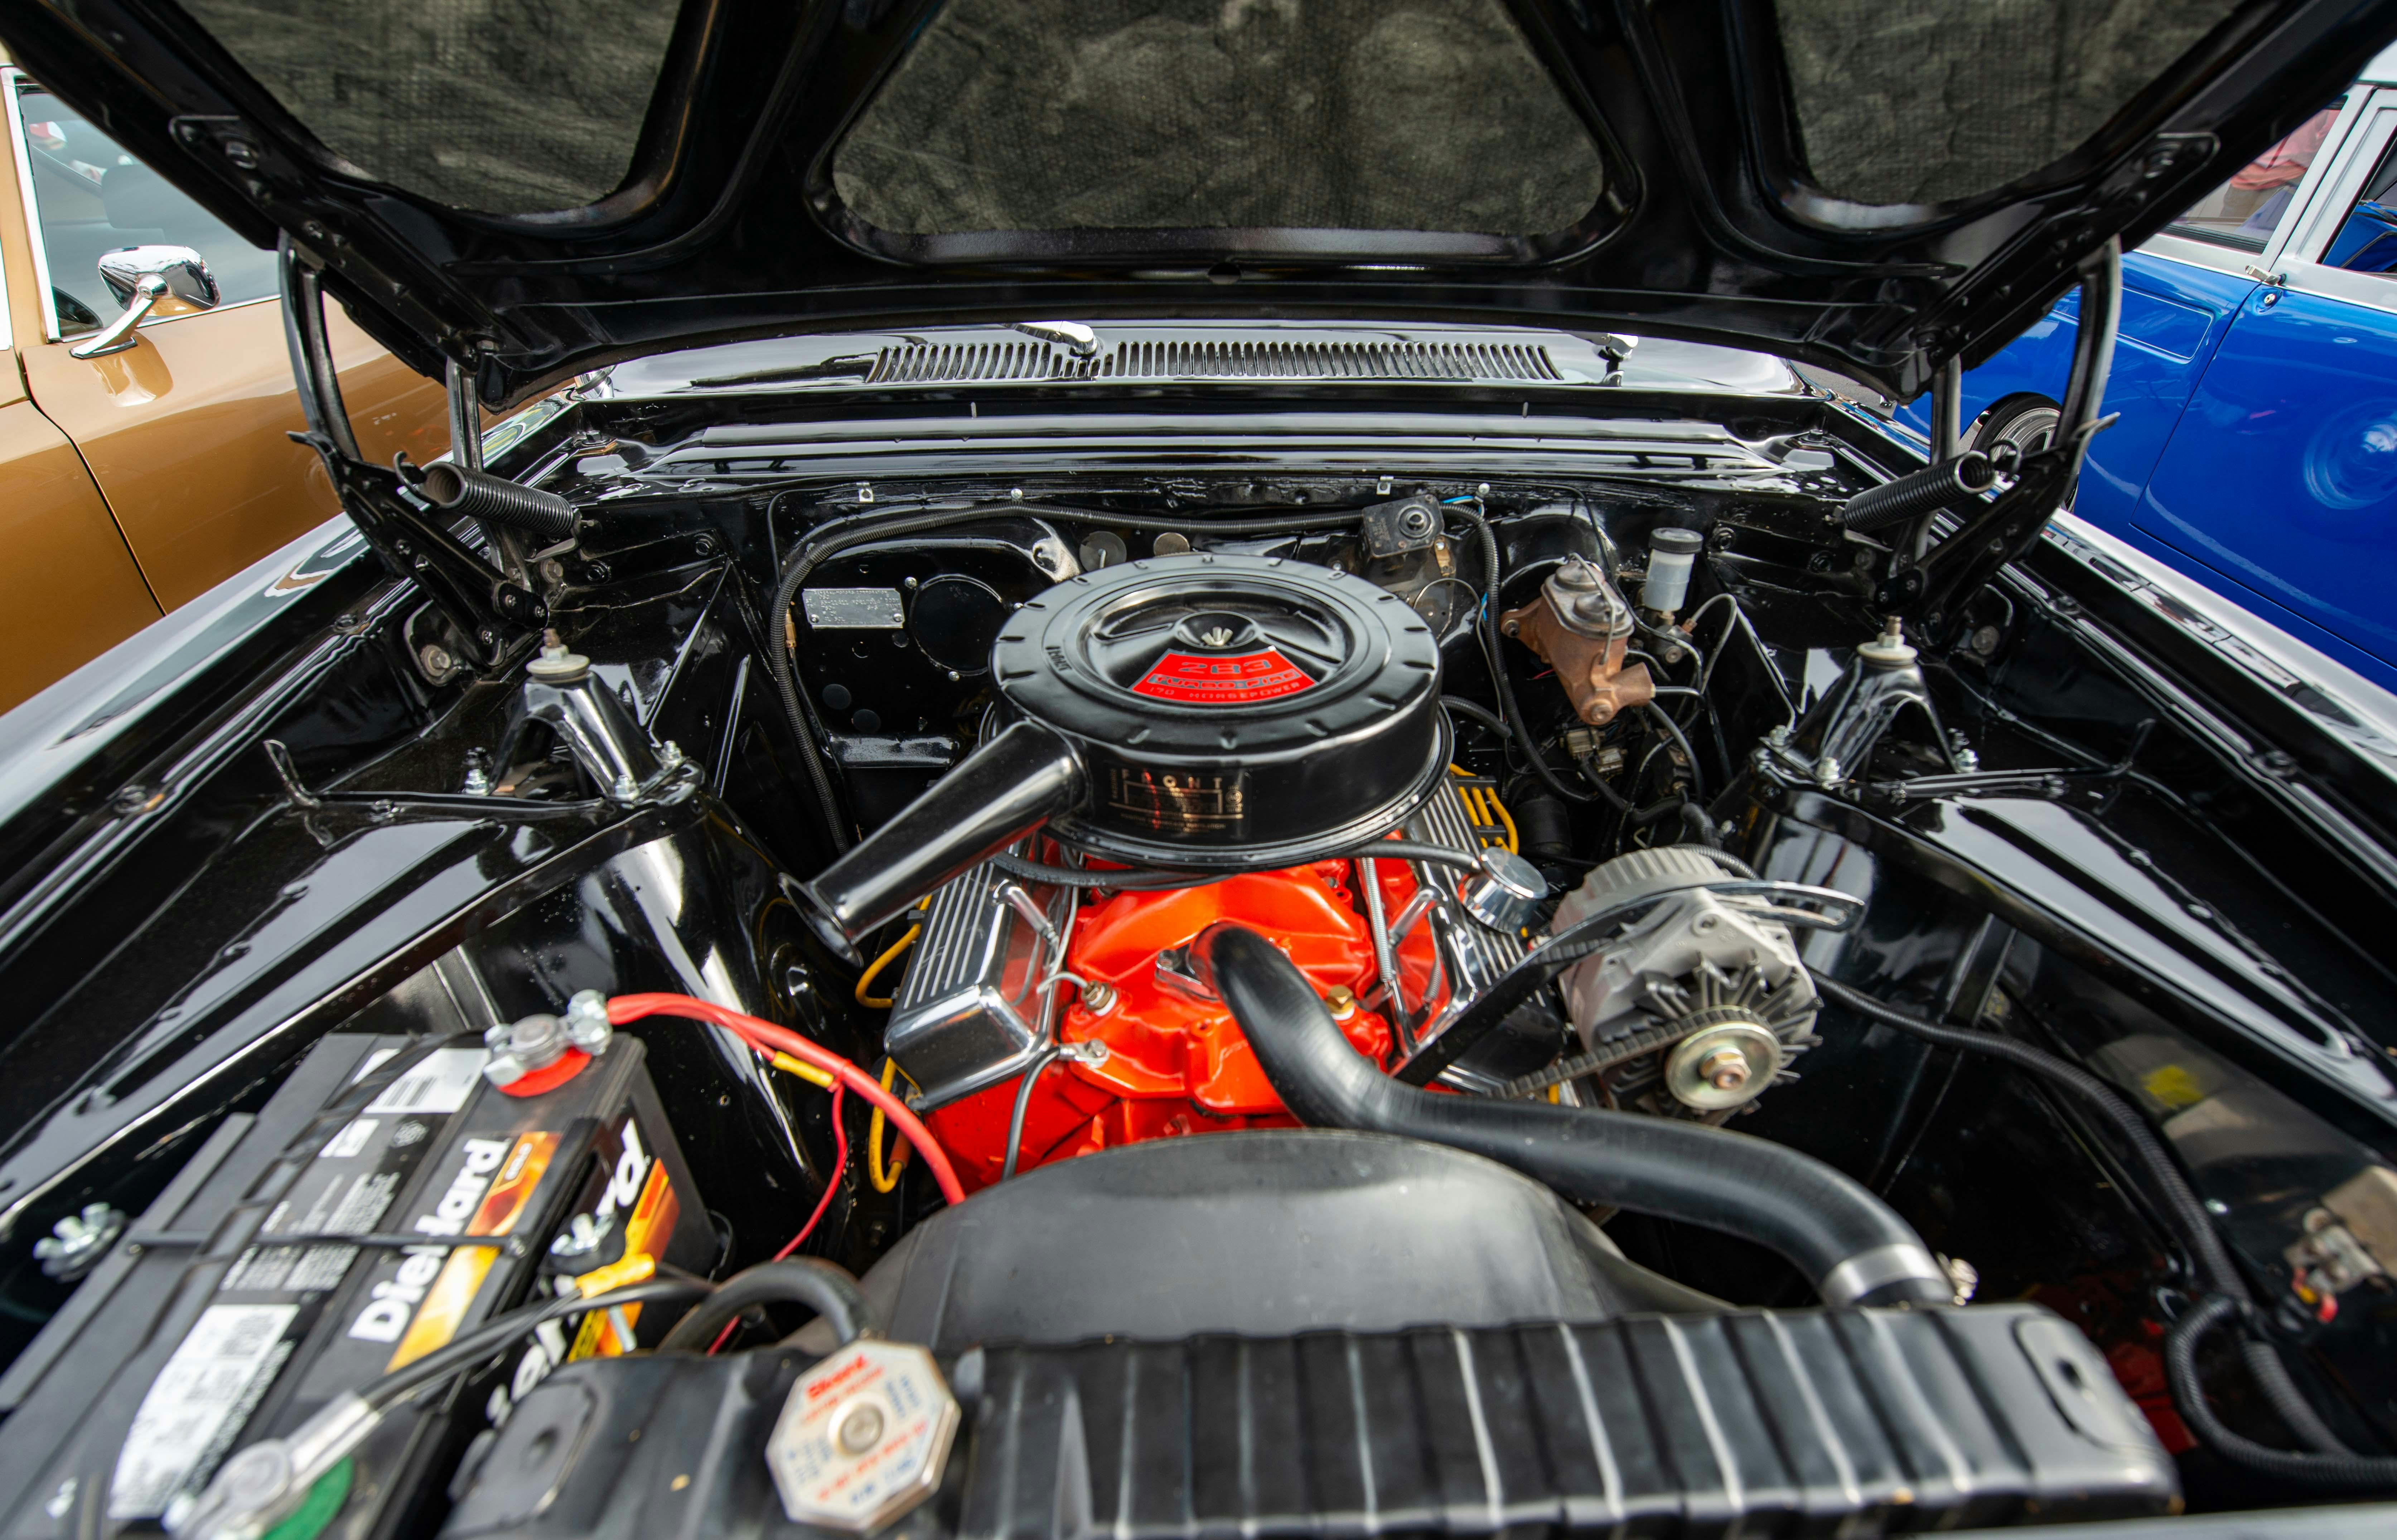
4 0 2394 407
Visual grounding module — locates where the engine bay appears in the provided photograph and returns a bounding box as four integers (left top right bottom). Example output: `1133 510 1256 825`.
5 439 2396 1536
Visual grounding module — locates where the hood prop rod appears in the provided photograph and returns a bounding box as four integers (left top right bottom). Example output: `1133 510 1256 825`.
1876 238 2124 641
277 238 543 671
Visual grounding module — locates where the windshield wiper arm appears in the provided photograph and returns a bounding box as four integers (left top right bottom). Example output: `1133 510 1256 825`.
1007 321 1099 358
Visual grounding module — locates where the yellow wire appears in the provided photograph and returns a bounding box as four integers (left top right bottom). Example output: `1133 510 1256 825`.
869 1057 914 1192
1449 764 1482 832
854 899 931 1008
768 1051 835 1089
1483 781 1520 854
1448 763 1519 854
765 1052 917 1198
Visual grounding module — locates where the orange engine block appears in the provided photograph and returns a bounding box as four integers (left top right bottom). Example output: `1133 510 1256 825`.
923 856 1452 1191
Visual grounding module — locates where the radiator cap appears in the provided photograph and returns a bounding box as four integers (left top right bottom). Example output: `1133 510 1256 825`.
765 1338 958 1532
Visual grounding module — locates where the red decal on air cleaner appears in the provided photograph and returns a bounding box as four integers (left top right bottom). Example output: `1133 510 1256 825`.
1131 649 1316 704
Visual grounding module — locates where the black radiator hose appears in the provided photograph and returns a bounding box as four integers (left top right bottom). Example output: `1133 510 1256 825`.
656 1258 871 1352
1192 923 1952 1307
1839 452 1997 533
419 462 580 542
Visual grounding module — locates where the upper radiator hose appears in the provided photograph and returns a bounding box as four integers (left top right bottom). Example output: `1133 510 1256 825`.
1192 922 1951 1307
1840 451 1997 533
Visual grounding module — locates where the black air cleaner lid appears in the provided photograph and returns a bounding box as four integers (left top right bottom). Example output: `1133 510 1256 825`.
992 554 1447 866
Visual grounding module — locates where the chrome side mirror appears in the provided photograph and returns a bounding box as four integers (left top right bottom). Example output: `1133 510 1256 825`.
70 245 219 359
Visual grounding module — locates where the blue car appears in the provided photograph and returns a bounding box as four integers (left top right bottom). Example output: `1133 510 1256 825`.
1900 42 2397 699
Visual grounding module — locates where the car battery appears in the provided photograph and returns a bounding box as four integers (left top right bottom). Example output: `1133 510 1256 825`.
0 1028 715 1540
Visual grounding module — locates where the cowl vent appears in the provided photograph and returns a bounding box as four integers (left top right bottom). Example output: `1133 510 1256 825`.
866 338 1560 386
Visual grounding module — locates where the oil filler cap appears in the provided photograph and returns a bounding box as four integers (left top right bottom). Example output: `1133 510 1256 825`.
765 1338 959 1532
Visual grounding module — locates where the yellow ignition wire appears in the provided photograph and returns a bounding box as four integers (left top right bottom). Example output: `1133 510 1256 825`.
768 1050 835 1090
854 896 932 1008
868 1057 915 1193
1483 781 1520 854
1448 764 1520 854
765 1051 917 1196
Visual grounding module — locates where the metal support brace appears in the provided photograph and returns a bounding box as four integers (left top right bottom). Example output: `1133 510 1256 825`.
279 239 542 669
1890 238 2124 638
1931 355 1963 464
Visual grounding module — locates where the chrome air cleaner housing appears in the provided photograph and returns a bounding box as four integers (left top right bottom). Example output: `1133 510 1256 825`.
794 553 1448 955
992 553 1447 867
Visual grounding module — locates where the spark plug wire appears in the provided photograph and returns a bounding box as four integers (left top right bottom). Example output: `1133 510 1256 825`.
869 1058 914 1193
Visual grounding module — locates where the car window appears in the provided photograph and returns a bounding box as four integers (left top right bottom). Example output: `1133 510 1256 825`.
2319 130 2397 275
13 79 280 336
2165 102 2343 252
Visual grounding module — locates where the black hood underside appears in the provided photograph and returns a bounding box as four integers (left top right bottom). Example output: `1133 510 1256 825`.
4 0 2393 405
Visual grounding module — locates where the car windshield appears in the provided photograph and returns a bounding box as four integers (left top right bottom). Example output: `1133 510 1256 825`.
13 79 279 334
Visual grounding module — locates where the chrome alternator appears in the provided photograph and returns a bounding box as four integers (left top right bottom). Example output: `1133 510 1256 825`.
1542 847 1820 1117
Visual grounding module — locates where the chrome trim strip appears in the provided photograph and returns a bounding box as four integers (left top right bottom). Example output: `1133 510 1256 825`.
2044 512 2397 782
3 67 65 344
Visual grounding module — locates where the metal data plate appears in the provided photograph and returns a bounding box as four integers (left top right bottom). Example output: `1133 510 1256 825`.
802 587 905 629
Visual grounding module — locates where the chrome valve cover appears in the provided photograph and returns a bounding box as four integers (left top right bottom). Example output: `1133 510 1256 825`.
883 846 1074 1111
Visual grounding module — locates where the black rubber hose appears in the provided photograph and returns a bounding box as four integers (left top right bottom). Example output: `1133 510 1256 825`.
992 855 1234 890
1811 978 2237 1289
1839 452 1997 533
1624 792 1697 828
1000 1049 1059 1182
656 1258 871 1352
418 462 579 542
1342 841 1484 870
2245 1338 2353 1457
1441 695 1509 742
372 1278 710 1404
2167 1297 2397 1486
1195 922 1951 1306
1811 975 2360 1464
1640 703 1707 806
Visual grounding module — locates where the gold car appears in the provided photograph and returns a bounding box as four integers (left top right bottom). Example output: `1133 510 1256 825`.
0 56 446 712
